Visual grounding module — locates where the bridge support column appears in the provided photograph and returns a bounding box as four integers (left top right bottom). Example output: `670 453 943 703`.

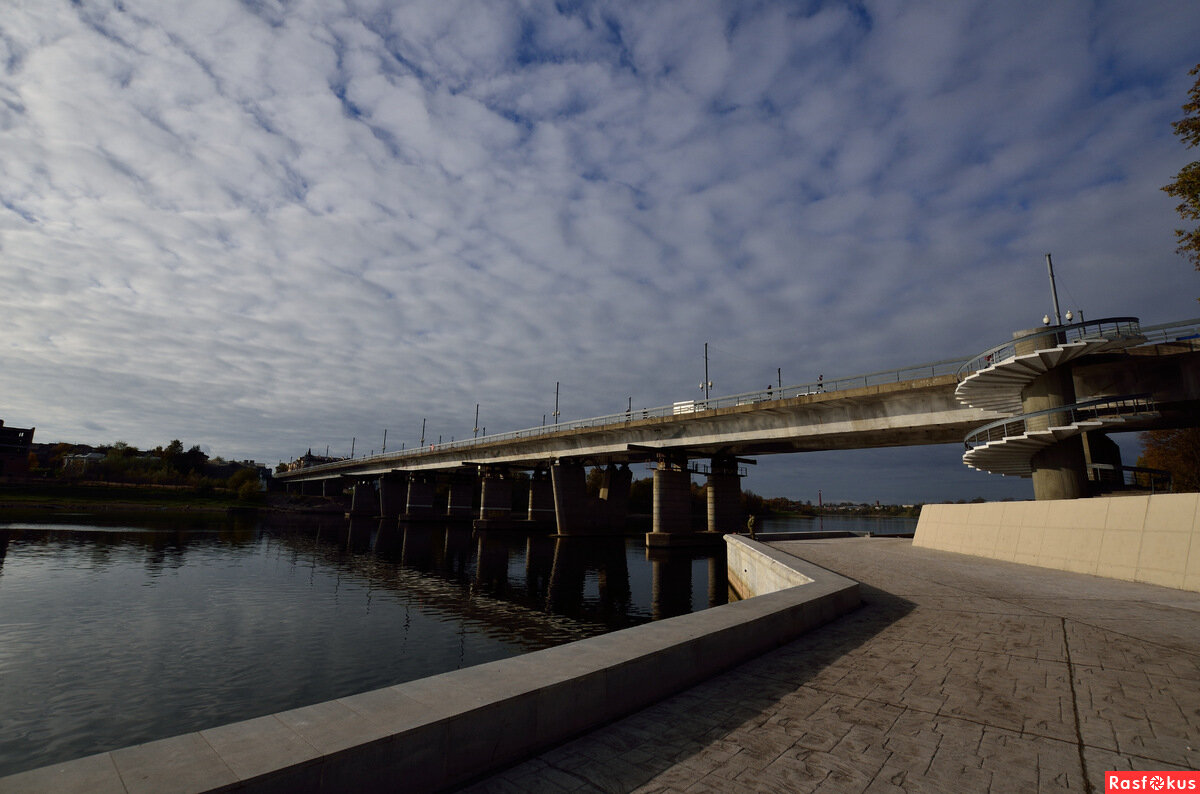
599 463 632 532
551 461 588 535
475 467 512 529
446 473 475 519
404 475 436 520
646 455 691 546
527 469 556 528
349 480 377 517
1082 432 1124 494
706 456 741 534
378 473 407 518
1016 328 1088 500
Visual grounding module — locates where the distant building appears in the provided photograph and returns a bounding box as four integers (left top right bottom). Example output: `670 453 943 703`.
0 420 35 476
284 449 343 471
61 452 106 473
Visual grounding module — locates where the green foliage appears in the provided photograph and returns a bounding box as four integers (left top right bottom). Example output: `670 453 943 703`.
227 468 261 491
1163 64 1200 273
237 480 264 502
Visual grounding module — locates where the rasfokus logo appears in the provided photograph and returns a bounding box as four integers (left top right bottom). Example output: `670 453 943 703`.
1106 772 1200 791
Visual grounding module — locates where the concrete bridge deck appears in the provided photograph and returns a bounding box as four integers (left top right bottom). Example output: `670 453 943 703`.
466 537 1200 793
278 373 997 481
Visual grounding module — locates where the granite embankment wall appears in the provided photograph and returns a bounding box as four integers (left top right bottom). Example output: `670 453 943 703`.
3 536 858 794
915 493 1200 593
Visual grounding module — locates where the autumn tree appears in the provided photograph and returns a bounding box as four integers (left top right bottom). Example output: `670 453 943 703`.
1163 64 1200 273
1137 428 1200 492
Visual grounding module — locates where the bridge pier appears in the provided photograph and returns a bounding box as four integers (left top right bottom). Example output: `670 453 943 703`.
646 454 693 547
551 461 588 535
706 456 742 534
349 480 377 518
598 463 632 533
1082 432 1124 493
403 474 436 520
378 473 407 519
526 469 556 528
446 472 475 519
475 467 512 529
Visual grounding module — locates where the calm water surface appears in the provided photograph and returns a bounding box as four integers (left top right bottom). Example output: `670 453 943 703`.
759 513 918 535
0 512 726 777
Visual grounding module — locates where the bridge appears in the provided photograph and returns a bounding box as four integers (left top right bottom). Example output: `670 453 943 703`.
277 317 1200 545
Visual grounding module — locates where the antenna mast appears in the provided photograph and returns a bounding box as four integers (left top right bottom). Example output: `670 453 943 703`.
1045 253 1062 326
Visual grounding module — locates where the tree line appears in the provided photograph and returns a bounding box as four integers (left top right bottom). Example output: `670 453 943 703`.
27 439 267 501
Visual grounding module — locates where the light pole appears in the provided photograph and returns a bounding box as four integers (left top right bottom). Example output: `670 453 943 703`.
553 382 560 425
699 342 712 401
474 404 480 439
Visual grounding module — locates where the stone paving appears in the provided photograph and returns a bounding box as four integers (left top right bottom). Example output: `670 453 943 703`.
462 537 1200 793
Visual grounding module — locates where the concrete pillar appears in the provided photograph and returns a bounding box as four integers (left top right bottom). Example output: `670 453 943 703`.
599 463 632 532
551 460 589 535
445 473 475 519
651 455 691 535
527 469 556 527
1015 327 1086 500
378 473 407 518
475 467 512 529
1082 432 1123 494
706 456 741 534
405 474 435 519
349 480 377 517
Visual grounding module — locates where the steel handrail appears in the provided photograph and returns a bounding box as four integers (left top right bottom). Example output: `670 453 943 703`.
963 393 1155 449
956 317 1143 381
1136 317 1200 345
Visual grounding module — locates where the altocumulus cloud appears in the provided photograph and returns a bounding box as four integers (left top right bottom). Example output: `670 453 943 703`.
0 0 1197 502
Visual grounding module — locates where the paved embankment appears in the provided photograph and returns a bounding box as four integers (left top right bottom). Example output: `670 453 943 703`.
466 537 1200 793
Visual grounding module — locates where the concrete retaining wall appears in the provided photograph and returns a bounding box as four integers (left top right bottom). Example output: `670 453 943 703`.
3 537 859 794
726 534 815 598
914 493 1200 592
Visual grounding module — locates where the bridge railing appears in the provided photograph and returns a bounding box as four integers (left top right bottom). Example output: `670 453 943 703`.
963 393 1156 449
1137 317 1200 345
956 317 1143 380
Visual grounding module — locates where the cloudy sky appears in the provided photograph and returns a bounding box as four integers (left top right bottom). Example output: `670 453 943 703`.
2 1 1198 503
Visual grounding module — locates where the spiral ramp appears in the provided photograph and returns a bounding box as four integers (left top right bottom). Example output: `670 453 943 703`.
963 409 1159 477
954 328 1146 414
956 318 1151 479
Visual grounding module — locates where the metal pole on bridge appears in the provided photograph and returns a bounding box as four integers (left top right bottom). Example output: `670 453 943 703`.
1045 253 1062 326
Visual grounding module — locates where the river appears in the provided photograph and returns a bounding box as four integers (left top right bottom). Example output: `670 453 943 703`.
0 510 914 778
0 511 727 777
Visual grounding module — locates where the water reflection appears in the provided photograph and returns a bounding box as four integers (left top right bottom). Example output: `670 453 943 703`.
0 512 727 778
